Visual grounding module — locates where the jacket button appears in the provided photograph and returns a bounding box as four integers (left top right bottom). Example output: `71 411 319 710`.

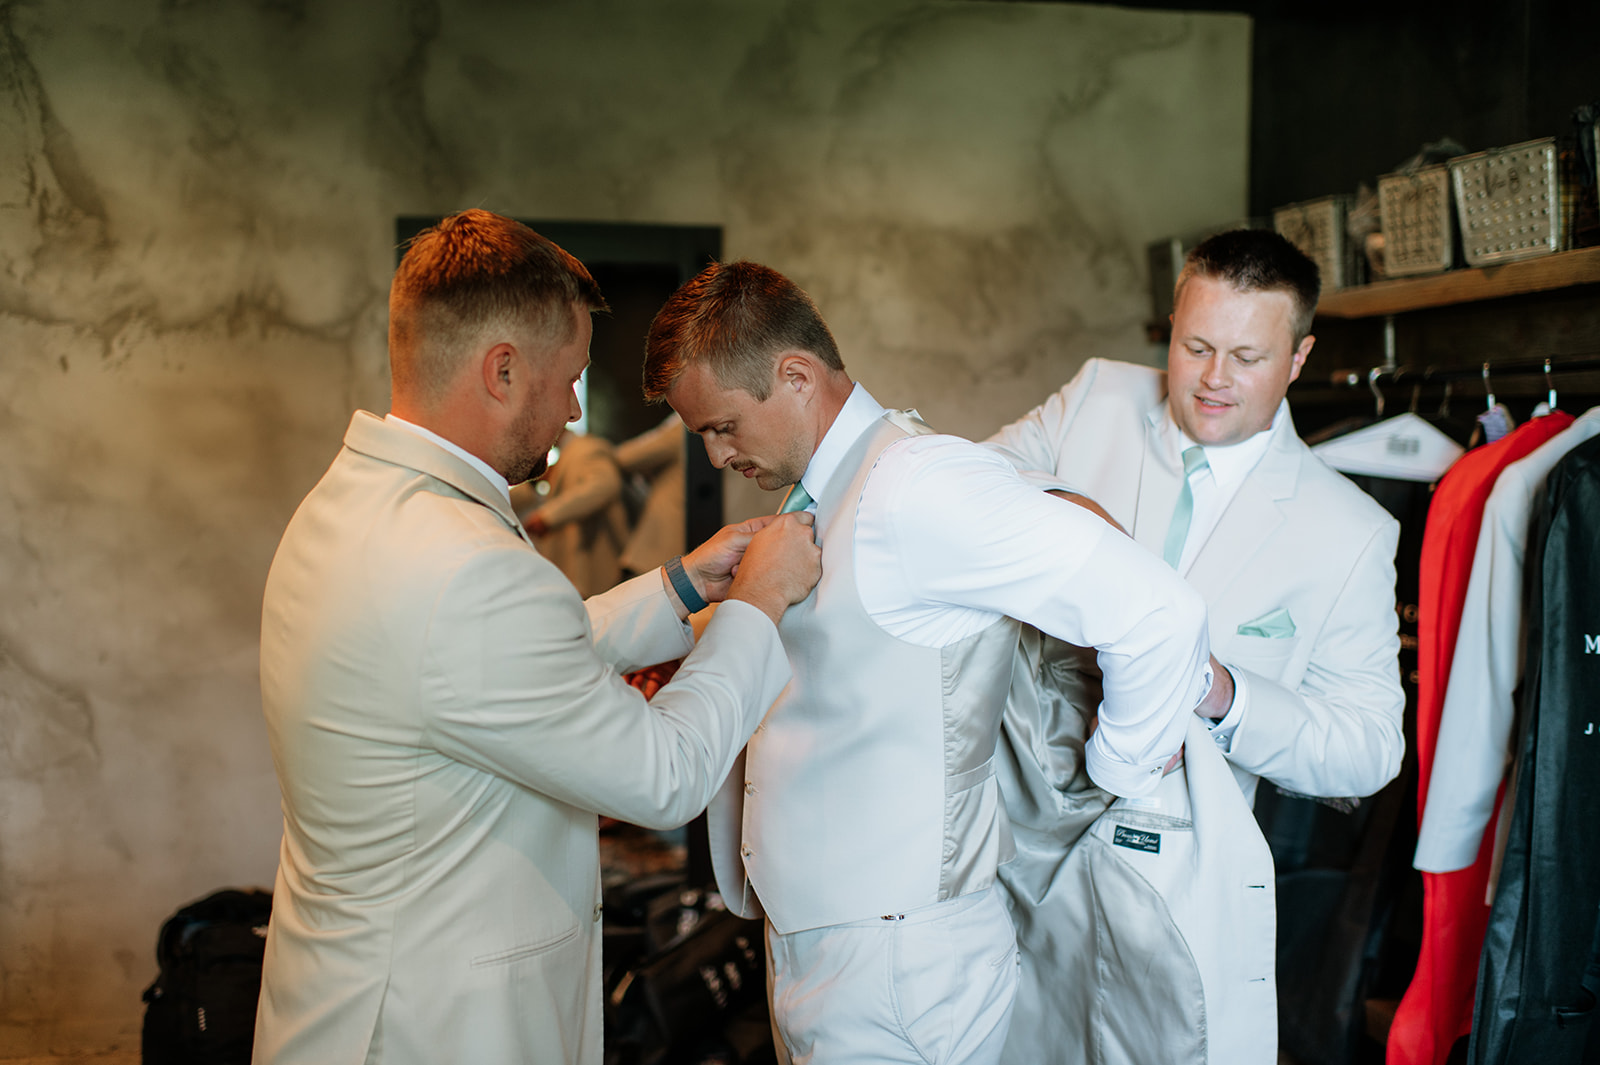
745 782 756 795
593 903 603 921
741 845 753 858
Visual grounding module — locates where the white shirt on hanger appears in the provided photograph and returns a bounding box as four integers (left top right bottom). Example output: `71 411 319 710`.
1414 405 1600 873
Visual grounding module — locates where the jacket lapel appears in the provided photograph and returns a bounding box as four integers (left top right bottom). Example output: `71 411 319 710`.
1132 404 1181 556
341 411 529 542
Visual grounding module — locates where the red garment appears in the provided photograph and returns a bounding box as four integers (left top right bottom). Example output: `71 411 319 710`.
1387 411 1574 1065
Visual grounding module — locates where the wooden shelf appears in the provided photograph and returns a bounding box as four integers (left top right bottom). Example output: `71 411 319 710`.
1315 246 1600 319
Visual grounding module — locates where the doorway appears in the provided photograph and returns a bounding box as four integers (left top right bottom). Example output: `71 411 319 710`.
394 217 724 550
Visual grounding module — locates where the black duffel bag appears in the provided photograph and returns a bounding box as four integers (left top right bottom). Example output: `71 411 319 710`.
606 888 768 1065
141 888 272 1065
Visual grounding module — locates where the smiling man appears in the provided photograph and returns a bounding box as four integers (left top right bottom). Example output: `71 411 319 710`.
644 260 1226 1065
984 227 1404 1063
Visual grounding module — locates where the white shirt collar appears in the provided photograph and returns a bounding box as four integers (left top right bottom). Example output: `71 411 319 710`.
384 413 513 505
1152 398 1286 493
798 383 885 503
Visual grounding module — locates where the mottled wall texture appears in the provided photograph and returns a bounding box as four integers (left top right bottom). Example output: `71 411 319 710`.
0 0 1247 1052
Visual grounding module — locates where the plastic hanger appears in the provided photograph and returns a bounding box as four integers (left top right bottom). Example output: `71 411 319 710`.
1311 366 1466 481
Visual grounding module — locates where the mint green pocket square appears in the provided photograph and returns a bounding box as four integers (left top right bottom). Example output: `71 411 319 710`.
1237 608 1296 639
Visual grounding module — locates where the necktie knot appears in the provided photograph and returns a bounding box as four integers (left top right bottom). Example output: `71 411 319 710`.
1182 445 1208 478
778 482 814 515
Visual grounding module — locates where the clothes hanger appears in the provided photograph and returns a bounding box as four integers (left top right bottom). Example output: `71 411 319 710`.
1310 366 1466 481
1474 361 1515 443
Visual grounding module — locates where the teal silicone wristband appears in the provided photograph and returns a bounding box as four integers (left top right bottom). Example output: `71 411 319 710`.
664 555 709 613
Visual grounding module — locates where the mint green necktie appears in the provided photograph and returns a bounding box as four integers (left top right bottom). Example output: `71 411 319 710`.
1162 446 1208 569
778 482 814 515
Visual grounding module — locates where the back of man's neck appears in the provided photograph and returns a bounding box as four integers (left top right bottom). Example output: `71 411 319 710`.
810 375 856 455
391 394 500 475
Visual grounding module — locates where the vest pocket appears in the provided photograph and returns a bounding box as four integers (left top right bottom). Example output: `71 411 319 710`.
941 760 1004 898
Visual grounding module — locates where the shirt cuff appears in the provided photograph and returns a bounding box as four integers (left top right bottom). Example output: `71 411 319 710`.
1205 662 1249 752
1086 658 1214 798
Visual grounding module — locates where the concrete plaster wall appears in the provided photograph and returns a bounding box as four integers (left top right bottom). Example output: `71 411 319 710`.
0 0 1248 1052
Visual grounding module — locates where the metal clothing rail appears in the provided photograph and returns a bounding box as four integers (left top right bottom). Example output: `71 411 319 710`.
1325 353 1600 390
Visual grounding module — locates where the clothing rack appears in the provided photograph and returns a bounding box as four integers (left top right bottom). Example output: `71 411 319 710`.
1291 353 1600 421
1323 353 1600 390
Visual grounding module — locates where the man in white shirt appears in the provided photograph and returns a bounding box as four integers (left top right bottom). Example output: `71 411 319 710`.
642 260 1227 1065
985 228 1405 1063
254 211 820 1065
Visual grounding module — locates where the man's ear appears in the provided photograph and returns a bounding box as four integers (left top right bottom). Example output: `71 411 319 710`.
1287 333 1314 385
482 342 518 404
775 351 818 400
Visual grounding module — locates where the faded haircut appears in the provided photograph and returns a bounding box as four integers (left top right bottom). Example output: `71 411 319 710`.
642 260 843 402
389 210 607 402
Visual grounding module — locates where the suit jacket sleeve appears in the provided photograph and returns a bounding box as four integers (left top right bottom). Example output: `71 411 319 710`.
984 361 1110 496
584 569 697 674
419 543 790 830
1222 518 1405 798
985 361 1097 465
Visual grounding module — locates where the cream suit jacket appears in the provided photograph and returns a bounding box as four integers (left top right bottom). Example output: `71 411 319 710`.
997 632 1276 1064
254 412 791 1065
986 358 1404 803
985 358 1403 1064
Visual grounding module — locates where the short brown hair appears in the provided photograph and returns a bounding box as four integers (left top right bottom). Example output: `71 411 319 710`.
642 261 843 402
1175 229 1321 345
389 210 607 401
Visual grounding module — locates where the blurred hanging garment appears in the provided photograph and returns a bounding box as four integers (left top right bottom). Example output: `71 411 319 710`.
1469 431 1600 1065
1387 409 1575 1065
615 414 686 576
1416 407 1600 874
512 430 631 597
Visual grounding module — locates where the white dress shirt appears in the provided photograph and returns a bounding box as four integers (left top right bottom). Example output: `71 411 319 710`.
1414 405 1600 872
385 413 513 507
1157 402 1285 576
1150 402 1285 752
788 385 1213 797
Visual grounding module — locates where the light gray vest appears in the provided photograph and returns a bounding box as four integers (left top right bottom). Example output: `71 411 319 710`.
741 412 1020 933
